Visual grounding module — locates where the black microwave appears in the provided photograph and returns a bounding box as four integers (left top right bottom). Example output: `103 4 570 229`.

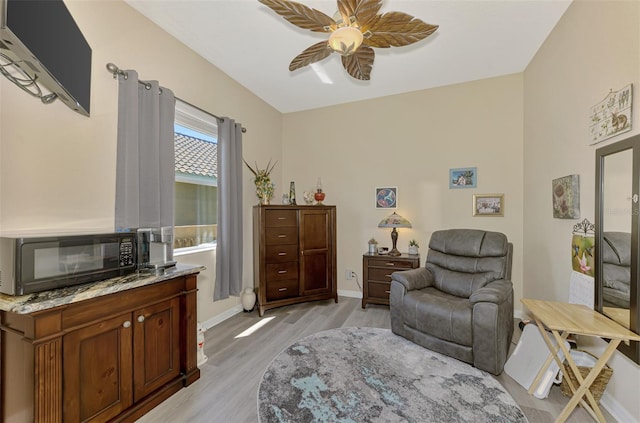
0 233 136 296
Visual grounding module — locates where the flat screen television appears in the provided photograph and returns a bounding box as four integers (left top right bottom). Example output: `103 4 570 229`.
0 0 92 116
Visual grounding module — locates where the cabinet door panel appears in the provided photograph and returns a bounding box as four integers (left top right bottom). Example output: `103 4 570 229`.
63 313 133 423
133 297 181 401
301 252 330 293
300 212 329 250
300 209 333 295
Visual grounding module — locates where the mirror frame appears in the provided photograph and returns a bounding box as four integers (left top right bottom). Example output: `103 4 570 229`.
595 134 640 364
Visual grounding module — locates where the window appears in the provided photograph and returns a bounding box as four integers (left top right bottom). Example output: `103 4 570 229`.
173 99 218 250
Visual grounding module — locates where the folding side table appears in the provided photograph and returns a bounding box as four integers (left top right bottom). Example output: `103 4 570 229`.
521 298 640 423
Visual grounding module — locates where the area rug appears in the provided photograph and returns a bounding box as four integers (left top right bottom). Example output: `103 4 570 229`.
258 327 528 423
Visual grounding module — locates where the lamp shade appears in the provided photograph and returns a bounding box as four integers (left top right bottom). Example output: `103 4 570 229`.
378 212 412 229
328 26 363 56
378 212 411 256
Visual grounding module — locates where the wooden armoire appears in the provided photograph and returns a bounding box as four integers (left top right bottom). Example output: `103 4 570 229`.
252 205 337 316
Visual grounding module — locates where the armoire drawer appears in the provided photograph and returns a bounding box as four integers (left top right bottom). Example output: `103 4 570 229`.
266 262 298 281
265 209 297 227
266 279 299 301
265 227 298 245
265 244 299 263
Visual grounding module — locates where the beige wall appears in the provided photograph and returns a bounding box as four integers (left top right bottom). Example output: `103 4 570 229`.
524 0 640 419
1 0 639 420
282 74 524 308
0 0 283 322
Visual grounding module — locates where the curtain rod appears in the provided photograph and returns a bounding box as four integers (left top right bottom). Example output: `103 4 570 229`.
105 63 246 133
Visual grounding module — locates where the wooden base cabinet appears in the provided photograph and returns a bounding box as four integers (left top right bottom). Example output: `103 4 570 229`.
253 205 337 316
1 274 199 423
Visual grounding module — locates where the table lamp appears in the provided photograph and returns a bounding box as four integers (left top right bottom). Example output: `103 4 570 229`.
378 212 412 256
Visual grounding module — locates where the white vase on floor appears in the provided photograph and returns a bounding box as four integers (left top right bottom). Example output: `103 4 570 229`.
241 288 256 312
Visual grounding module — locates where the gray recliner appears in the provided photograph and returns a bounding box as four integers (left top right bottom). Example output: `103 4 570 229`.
390 229 514 375
602 231 631 309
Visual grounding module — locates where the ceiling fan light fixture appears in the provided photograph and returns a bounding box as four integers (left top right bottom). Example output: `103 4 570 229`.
328 26 363 56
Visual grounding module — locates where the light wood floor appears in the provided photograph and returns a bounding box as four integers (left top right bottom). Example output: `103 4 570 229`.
138 297 614 423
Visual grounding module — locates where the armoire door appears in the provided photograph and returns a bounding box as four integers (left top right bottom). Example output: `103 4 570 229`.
299 208 334 295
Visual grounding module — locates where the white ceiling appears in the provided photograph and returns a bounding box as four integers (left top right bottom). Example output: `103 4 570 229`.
125 0 572 114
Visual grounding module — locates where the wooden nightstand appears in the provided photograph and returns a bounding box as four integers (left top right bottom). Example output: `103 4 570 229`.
362 253 420 308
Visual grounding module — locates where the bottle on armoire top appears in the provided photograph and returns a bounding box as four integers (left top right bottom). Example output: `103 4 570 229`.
289 181 297 205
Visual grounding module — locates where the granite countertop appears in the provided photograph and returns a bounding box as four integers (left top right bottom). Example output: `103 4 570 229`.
0 263 205 315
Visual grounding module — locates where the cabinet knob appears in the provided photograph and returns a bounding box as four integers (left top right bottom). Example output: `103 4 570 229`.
386 263 395 266
137 315 145 323
278 270 287 274
278 234 287 238
123 320 131 328
278 287 287 292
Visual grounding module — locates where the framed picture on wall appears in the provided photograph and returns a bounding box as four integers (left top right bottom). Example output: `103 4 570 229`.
450 167 477 188
472 194 504 216
375 187 397 209
552 174 580 219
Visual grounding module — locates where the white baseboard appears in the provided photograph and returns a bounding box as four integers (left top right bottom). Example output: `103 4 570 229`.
338 289 362 299
200 304 243 330
600 392 639 423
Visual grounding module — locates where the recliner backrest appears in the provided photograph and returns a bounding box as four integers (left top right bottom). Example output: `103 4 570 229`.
425 229 511 298
602 231 631 266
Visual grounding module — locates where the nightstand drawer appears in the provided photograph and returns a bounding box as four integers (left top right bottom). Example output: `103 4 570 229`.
367 267 396 282
265 227 298 245
266 278 299 301
368 282 392 300
265 244 299 263
265 209 297 227
367 258 416 269
266 262 298 281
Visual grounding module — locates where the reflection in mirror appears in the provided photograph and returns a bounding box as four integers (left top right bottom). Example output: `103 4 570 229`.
596 134 640 364
601 149 632 328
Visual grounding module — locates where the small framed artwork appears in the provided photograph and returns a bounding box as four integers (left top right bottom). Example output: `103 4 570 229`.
552 174 580 219
473 194 504 217
450 167 477 189
375 187 397 209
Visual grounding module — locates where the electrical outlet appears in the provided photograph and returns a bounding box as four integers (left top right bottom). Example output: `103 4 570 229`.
345 269 353 280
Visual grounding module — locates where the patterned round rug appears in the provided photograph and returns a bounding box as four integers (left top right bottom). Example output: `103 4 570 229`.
258 327 528 423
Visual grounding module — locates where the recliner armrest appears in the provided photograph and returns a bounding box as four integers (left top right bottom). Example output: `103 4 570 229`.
469 279 512 304
391 267 433 291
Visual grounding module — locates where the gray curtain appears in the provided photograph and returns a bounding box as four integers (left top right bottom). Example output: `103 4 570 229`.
214 118 243 300
115 70 175 231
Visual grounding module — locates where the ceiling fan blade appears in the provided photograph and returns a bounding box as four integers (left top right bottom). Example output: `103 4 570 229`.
336 0 381 28
259 0 336 33
341 45 374 80
289 41 333 71
365 11 438 48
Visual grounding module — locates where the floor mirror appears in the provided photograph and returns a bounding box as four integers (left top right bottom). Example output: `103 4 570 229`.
595 133 640 364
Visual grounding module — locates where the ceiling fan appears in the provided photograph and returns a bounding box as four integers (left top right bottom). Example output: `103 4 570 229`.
258 0 439 81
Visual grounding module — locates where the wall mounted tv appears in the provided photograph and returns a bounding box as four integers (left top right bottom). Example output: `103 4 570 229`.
0 0 92 116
